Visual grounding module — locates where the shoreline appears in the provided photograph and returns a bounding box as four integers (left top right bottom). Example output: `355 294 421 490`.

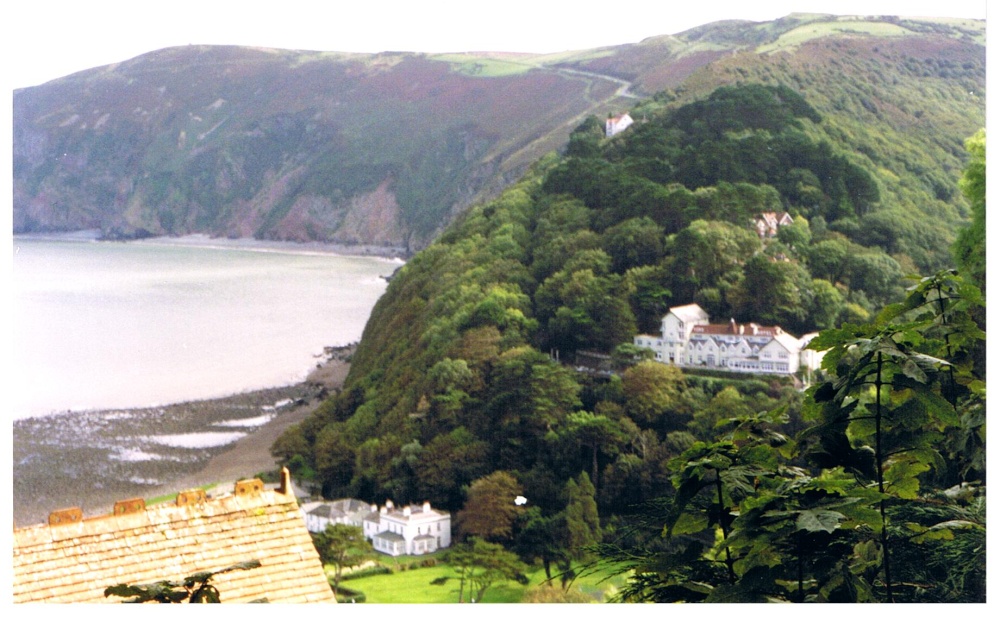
11 345 353 528
15 230 411 260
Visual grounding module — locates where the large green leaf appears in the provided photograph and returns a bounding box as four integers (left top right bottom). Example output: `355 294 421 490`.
795 508 846 533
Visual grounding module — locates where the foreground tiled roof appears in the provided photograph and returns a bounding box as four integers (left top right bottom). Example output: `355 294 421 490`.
13 472 335 604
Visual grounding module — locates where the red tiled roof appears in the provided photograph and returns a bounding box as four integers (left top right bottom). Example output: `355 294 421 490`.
692 323 778 337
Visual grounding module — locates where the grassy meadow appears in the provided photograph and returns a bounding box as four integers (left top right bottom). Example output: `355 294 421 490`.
332 549 628 603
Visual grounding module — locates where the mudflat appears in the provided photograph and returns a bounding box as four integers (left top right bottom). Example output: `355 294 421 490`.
12 348 351 528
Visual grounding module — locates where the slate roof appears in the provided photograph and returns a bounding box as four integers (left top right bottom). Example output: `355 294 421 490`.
374 531 405 543
12 471 335 604
309 504 334 519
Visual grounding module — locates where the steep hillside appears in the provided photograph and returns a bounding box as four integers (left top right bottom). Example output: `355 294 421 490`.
13 46 626 251
14 15 983 255
267 15 984 529
271 78 984 511
557 14 985 271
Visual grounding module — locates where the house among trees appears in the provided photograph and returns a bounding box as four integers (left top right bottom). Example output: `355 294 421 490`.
12 470 334 603
362 500 452 556
302 497 371 533
753 211 794 239
634 303 825 375
605 112 634 137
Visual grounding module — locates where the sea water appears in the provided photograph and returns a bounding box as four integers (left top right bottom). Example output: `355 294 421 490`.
10 236 400 418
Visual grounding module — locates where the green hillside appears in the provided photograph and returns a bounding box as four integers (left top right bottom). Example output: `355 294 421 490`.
14 15 982 257
272 78 985 602
13 46 624 251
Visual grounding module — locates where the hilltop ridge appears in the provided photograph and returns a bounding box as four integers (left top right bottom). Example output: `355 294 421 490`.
13 14 983 254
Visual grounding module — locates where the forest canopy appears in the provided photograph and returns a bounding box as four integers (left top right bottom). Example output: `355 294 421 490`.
273 85 985 602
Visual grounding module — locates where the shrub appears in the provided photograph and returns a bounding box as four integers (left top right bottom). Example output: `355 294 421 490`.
340 565 392 580
332 585 366 603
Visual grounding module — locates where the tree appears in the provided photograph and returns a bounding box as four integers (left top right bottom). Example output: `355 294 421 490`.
565 116 605 158
456 470 523 541
621 360 686 427
686 386 752 440
775 214 812 256
801 269 985 601
313 524 375 589
952 129 985 291
807 237 850 282
669 219 760 294
730 253 813 330
105 561 261 603
564 472 602 560
512 507 571 585
809 278 847 331
553 410 627 488
601 217 665 273
413 428 490 512
440 537 528 603
844 250 906 307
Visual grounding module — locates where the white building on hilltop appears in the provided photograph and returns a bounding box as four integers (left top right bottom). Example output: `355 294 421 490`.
362 500 452 556
634 303 825 375
606 113 634 137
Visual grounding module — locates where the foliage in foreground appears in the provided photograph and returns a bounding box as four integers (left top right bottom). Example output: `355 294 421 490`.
104 560 262 603
586 269 985 602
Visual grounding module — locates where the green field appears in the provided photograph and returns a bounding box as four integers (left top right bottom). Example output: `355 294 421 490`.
758 20 912 53
337 552 627 604
430 54 534 77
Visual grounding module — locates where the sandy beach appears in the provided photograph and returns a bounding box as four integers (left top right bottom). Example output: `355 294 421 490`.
12 346 352 528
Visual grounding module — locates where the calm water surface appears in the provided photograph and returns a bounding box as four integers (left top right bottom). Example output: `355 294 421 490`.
11 237 398 418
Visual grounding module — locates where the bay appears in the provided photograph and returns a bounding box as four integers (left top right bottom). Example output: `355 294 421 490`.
11 236 400 418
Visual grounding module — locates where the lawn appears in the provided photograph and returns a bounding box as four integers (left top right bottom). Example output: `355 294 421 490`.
340 552 628 604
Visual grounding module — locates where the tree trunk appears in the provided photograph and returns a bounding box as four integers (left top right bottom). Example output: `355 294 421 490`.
591 445 599 491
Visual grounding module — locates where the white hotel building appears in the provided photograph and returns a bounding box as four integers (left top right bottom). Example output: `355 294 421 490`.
634 303 825 375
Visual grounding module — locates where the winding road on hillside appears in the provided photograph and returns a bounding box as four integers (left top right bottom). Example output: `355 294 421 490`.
553 66 644 100
486 65 646 178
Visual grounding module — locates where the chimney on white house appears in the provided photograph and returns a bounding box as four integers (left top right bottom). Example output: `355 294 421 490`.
423 502 431 513
403 506 412 517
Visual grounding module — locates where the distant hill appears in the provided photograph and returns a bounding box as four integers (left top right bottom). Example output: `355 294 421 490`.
13 14 984 256
12 46 628 251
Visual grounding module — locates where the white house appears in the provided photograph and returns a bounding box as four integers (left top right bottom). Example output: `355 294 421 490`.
606 113 634 137
754 211 794 239
362 500 452 556
634 304 824 376
634 303 710 364
301 498 371 533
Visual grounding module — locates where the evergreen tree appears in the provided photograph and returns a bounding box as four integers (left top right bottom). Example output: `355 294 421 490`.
564 472 602 560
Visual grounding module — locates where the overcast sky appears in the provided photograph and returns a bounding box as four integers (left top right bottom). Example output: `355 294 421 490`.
2 0 987 90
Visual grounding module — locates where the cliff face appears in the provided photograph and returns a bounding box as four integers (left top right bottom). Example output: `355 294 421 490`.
12 46 619 251
13 15 985 253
